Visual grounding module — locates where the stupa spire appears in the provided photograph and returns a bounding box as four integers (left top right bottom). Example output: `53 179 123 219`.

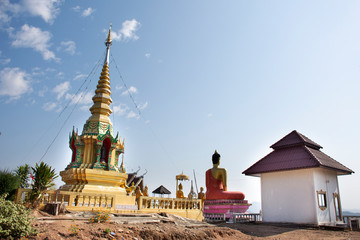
87 24 113 125
104 23 112 65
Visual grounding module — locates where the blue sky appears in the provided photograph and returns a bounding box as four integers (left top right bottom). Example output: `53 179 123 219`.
0 0 359 211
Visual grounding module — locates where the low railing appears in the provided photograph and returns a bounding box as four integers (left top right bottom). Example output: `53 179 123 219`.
343 215 360 231
138 196 202 210
204 213 226 222
15 188 116 211
15 188 203 220
16 188 202 212
233 213 261 223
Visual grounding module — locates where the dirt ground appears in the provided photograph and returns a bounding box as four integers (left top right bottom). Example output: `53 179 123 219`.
28 211 360 240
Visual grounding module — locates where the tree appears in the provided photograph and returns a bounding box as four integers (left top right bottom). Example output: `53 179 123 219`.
15 164 31 188
0 170 20 201
30 162 58 207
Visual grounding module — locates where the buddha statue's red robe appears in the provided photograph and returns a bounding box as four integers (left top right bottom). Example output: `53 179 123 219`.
205 169 245 200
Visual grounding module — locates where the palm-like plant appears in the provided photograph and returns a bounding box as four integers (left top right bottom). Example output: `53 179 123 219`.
15 164 31 188
30 162 58 207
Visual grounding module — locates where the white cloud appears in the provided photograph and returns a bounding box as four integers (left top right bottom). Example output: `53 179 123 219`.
45 67 56 72
42 102 57 111
0 0 21 25
0 67 31 100
112 19 140 41
60 41 76 55
145 53 151 58
0 51 10 64
115 85 123 91
65 91 93 105
11 24 58 61
113 103 129 116
22 0 61 24
138 102 148 110
31 67 44 76
73 73 87 81
127 110 139 119
0 58 10 65
38 87 48 97
81 7 94 17
0 0 61 25
72 6 80 12
53 81 70 100
122 86 137 95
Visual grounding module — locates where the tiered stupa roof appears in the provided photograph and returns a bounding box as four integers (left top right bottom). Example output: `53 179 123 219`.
82 26 114 136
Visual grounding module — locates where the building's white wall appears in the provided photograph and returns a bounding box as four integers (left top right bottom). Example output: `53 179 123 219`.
261 169 318 224
313 168 340 225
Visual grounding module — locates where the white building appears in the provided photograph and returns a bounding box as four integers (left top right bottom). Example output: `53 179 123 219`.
243 130 354 226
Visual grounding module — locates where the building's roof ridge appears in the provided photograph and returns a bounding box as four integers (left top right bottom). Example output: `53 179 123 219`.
270 130 322 150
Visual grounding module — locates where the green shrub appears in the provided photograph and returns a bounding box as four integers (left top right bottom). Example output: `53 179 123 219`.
0 194 36 239
0 170 20 201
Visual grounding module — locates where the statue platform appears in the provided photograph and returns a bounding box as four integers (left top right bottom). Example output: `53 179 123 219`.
203 199 251 219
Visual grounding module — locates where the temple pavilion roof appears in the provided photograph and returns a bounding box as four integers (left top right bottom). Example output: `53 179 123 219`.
243 130 354 176
152 185 171 195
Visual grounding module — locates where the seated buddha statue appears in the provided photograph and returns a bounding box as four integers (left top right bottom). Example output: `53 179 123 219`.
176 183 185 198
205 150 245 200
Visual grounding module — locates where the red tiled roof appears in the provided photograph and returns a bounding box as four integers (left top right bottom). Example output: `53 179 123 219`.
243 131 354 176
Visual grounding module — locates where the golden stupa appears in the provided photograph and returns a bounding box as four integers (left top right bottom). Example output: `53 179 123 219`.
59 26 134 205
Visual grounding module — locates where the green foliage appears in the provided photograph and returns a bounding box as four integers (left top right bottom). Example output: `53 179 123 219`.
15 164 31 188
89 210 110 223
0 170 20 201
0 194 36 239
30 162 58 207
104 228 111 234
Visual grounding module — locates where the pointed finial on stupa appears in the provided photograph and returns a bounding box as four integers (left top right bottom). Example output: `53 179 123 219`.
104 23 112 65
105 23 112 47
87 24 113 125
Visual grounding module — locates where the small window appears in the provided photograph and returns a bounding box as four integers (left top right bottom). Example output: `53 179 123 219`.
317 190 327 210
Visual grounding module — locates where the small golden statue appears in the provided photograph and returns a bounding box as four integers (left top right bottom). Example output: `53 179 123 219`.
125 182 136 195
143 185 149 196
198 186 206 204
176 183 185 198
135 186 143 205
